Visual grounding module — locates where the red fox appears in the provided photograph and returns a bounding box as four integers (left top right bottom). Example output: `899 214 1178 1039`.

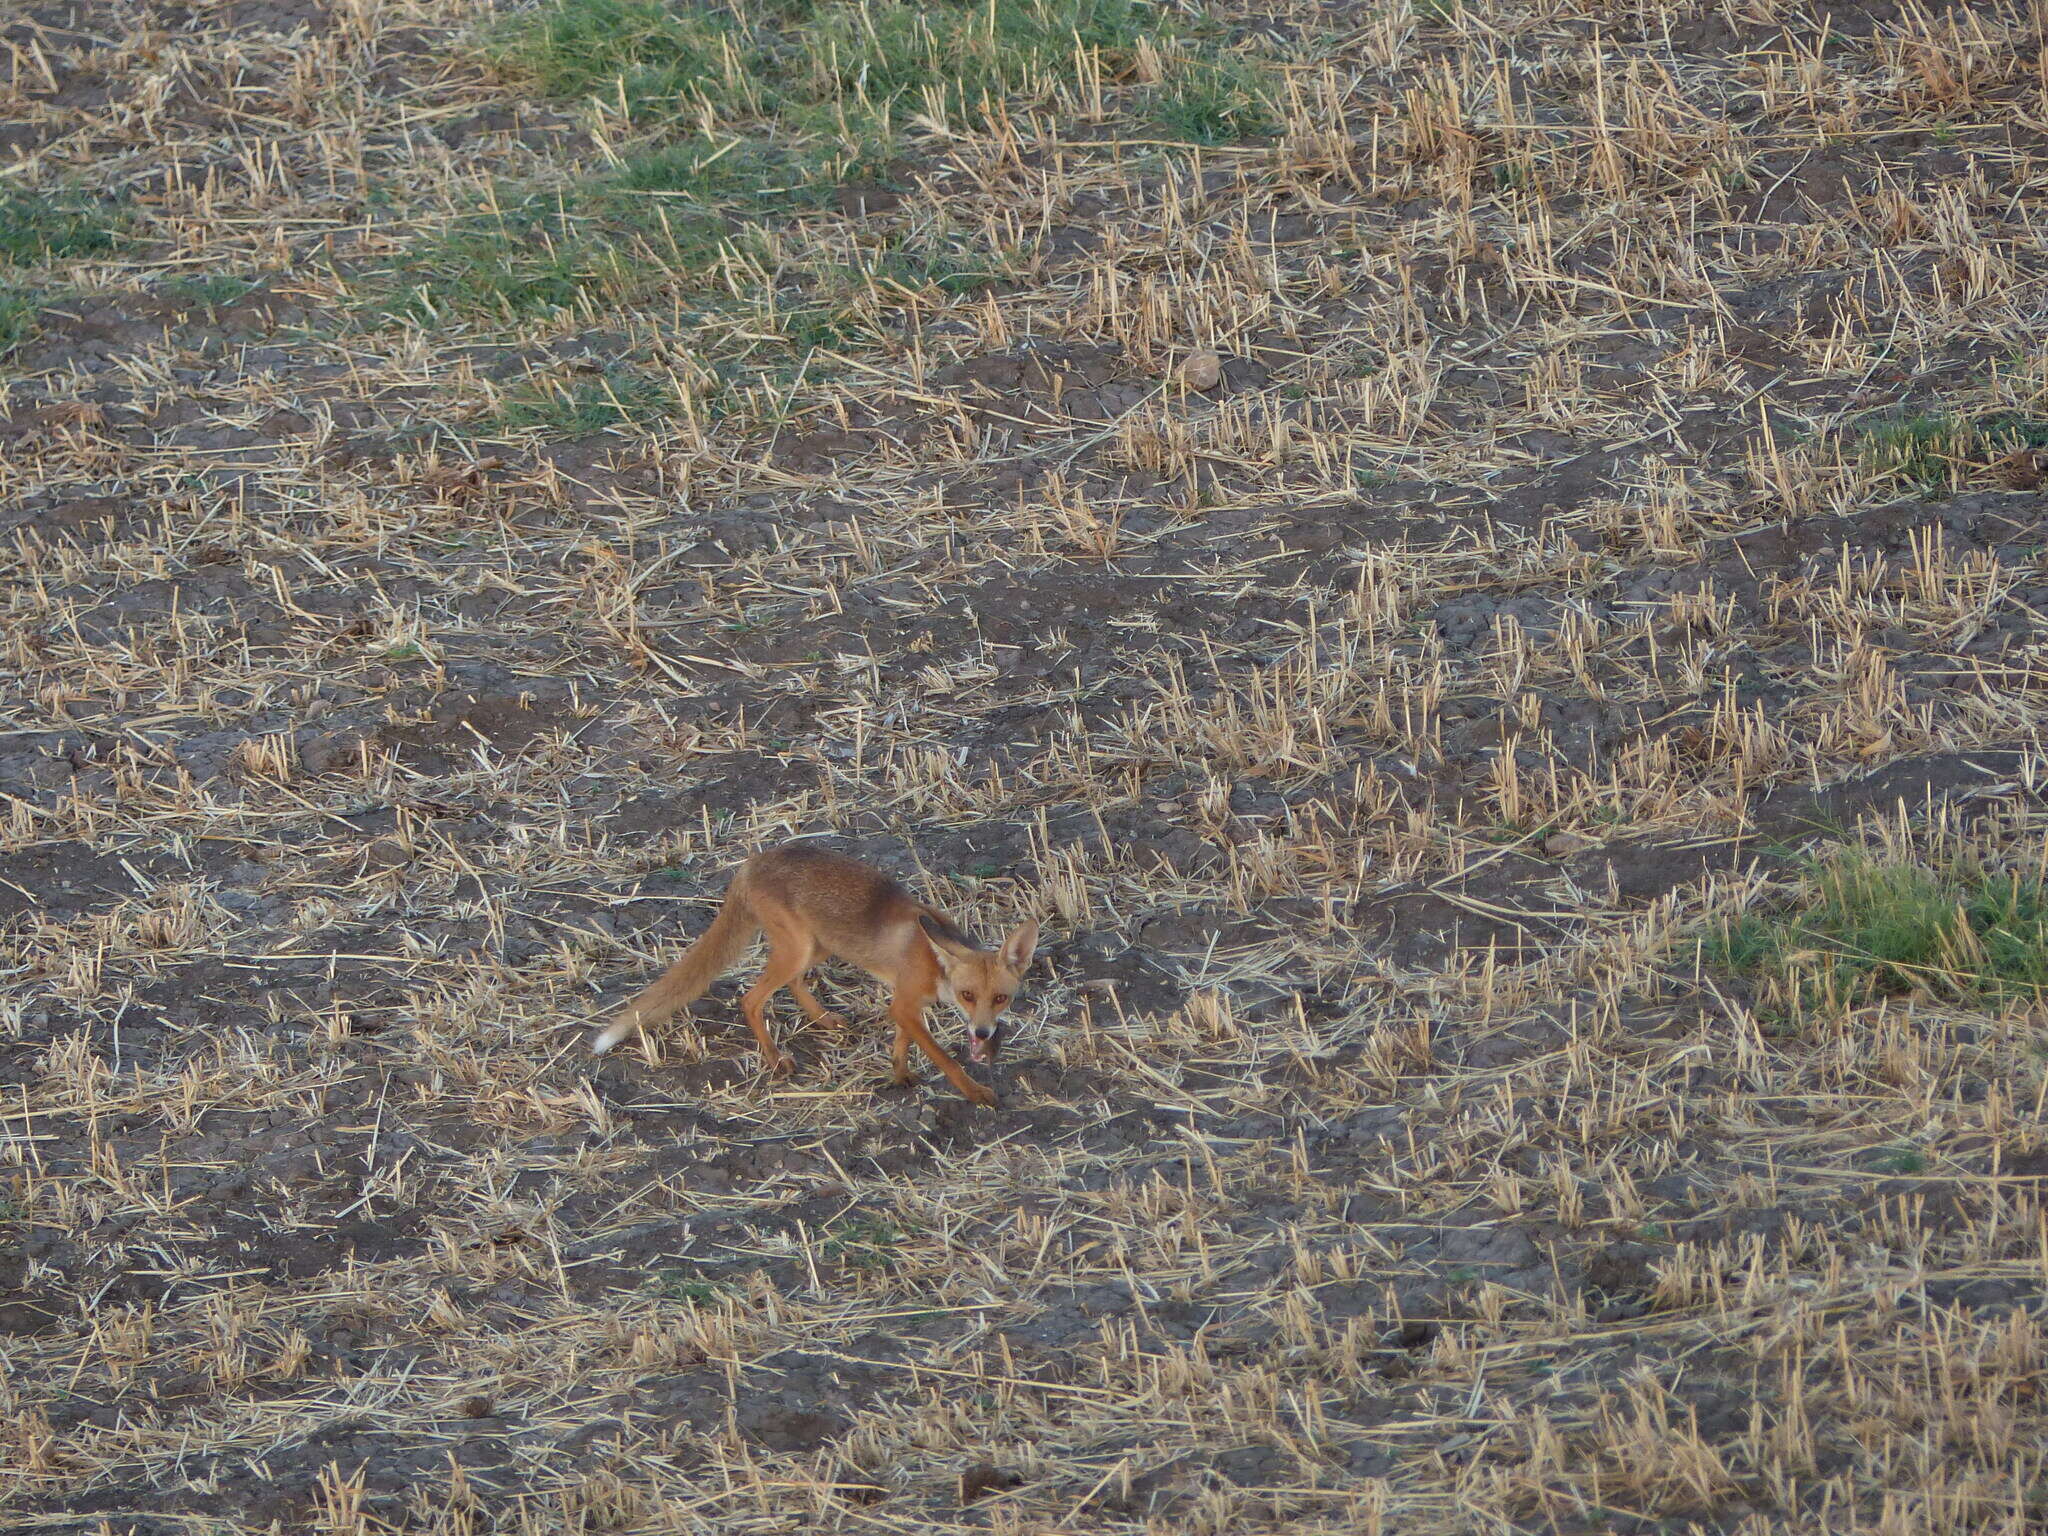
590 844 1039 1107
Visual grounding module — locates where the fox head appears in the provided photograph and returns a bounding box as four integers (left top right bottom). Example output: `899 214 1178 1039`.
919 915 1040 1064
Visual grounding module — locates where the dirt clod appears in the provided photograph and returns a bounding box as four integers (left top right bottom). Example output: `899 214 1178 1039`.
1180 349 1223 391
959 1462 1023 1503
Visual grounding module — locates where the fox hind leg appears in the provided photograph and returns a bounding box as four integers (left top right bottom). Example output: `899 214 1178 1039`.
739 929 813 1076
785 947 850 1031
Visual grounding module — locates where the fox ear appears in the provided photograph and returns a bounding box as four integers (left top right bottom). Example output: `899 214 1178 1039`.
918 913 977 969
999 919 1040 972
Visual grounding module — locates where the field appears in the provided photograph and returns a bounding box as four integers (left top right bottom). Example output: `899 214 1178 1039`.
7 0 2048 1530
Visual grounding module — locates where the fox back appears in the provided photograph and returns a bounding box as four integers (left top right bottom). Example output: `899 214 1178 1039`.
745 845 927 967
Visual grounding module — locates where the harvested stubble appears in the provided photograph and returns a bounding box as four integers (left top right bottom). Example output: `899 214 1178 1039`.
7 0 2048 1532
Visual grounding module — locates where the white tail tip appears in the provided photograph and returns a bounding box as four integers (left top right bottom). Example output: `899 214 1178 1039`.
589 1019 635 1056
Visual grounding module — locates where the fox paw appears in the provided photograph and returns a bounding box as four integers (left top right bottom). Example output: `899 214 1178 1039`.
764 1051 794 1077
962 1082 998 1108
815 1011 852 1031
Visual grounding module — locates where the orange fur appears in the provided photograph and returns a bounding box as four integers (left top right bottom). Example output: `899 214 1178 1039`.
590 845 1038 1107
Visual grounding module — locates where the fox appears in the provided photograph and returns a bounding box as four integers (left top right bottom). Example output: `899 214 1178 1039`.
589 844 1039 1107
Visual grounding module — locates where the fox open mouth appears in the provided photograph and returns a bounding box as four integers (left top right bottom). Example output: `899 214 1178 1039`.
967 1037 993 1064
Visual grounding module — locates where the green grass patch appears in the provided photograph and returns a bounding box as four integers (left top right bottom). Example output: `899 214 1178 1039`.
495 0 1161 127
1977 411 2048 454
359 189 750 325
646 1269 727 1303
492 368 678 436
488 0 1264 161
1858 411 2048 495
1873 1147 1928 1175
0 287 36 357
368 211 630 324
490 0 749 113
1146 56 1275 143
348 107 877 326
0 192 122 264
161 273 258 312
776 300 864 350
875 233 1021 296
1706 852 2048 1015
1859 413 1976 494
823 1213 910 1270
602 136 836 210
379 0 1271 334
790 0 1153 134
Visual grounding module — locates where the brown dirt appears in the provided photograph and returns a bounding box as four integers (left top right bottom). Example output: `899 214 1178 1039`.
7 1 2048 1532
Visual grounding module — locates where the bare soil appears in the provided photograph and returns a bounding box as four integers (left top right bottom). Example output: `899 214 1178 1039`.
7 1 2048 1532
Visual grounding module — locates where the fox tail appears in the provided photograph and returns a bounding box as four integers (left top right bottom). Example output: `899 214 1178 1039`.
589 875 757 1055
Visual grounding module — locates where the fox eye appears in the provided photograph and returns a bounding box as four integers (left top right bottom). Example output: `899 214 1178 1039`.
993 994 1009 1006
959 990 977 1004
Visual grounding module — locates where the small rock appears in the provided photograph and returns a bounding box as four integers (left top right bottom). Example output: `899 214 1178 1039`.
363 836 413 871
301 729 369 776
1544 830 1595 857
959 1463 1023 1504
1180 349 1222 391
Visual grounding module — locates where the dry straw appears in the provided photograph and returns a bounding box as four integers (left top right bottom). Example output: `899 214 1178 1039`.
5 0 2048 1530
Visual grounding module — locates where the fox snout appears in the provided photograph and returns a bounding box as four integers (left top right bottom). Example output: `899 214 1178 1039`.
965 1021 1003 1064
